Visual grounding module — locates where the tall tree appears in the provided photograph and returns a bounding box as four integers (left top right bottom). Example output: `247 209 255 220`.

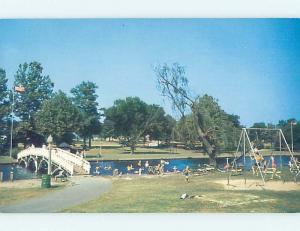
14 62 54 145
36 91 83 144
146 105 176 145
155 63 240 165
105 97 159 154
71 81 101 149
277 119 299 151
101 119 116 140
0 68 10 153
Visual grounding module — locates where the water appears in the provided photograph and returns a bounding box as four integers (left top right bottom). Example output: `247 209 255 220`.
89 155 295 176
0 164 38 181
0 155 296 180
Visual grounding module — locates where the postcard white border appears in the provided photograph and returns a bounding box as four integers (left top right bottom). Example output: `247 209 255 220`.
0 0 300 230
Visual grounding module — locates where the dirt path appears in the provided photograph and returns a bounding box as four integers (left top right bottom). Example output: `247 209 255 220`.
0 176 111 213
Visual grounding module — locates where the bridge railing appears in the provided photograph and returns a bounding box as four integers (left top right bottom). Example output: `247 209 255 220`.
54 148 90 174
17 147 90 175
17 147 74 175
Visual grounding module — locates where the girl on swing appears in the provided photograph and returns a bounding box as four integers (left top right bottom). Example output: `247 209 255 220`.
252 147 264 176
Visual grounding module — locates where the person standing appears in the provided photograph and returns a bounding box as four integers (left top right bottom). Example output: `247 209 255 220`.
270 154 276 169
183 166 190 183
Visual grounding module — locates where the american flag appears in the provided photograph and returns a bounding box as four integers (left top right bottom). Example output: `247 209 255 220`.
15 86 25 93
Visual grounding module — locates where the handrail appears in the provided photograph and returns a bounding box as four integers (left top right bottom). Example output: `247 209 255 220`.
17 148 74 175
55 148 90 173
17 147 90 175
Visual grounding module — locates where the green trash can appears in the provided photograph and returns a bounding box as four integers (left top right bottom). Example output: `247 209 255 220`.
41 174 51 188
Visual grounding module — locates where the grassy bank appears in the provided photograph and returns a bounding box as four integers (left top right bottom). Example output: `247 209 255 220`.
64 171 300 213
0 156 17 164
0 180 67 206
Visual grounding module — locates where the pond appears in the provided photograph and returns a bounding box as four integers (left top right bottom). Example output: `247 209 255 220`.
0 164 39 181
89 155 293 176
0 155 296 181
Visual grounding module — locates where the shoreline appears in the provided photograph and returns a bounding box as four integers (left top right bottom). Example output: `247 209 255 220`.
1 151 299 164
85 150 300 162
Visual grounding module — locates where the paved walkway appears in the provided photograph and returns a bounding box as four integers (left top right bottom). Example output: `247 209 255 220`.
0 176 111 213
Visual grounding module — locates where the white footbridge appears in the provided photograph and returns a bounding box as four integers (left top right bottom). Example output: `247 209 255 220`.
17 147 91 176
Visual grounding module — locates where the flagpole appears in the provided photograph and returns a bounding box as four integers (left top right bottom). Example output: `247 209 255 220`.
9 87 15 158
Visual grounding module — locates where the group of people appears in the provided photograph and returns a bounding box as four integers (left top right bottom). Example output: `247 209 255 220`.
94 159 183 176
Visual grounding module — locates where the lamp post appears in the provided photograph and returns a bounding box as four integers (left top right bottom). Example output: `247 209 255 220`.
47 135 53 175
291 121 297 153
9 88 15 158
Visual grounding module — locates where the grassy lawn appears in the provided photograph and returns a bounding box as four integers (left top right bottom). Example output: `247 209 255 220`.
82 140 237 161
0 180 66 206
64 171 300 213
81 140 300 161
0 156 17 164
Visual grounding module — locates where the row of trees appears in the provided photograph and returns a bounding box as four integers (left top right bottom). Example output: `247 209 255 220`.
0 61 299 165
0 62 101 153
248 120 300 150
0 62 176 155
103 97 176 153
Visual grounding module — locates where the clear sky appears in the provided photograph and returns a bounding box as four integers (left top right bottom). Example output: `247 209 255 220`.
0 19 299 126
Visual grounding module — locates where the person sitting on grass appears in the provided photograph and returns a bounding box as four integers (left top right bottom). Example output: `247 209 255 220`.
183 166 191 183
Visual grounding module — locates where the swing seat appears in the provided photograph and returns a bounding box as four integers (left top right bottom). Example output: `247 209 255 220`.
231 168 242 172
265 168 281 180
230 168 243 176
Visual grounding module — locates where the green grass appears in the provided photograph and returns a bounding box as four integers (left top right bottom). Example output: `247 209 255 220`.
0 156 17 164
64 171 300 213
0 183 66 206
81 140 300 161
82 140 237 161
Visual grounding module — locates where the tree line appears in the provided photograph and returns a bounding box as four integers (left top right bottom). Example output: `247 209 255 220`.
0 62 299 164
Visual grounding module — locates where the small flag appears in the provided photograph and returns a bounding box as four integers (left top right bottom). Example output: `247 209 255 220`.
15 86 25 93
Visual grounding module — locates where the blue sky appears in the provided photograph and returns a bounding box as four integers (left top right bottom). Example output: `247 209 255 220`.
0 19 299 126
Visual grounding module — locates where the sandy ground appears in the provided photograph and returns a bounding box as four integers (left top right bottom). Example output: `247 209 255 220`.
215 179 300 191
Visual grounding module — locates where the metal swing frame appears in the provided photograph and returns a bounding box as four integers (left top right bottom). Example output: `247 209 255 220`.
232 128 297 185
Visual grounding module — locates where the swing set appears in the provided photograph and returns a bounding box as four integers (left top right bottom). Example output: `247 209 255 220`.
231 128 299 185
